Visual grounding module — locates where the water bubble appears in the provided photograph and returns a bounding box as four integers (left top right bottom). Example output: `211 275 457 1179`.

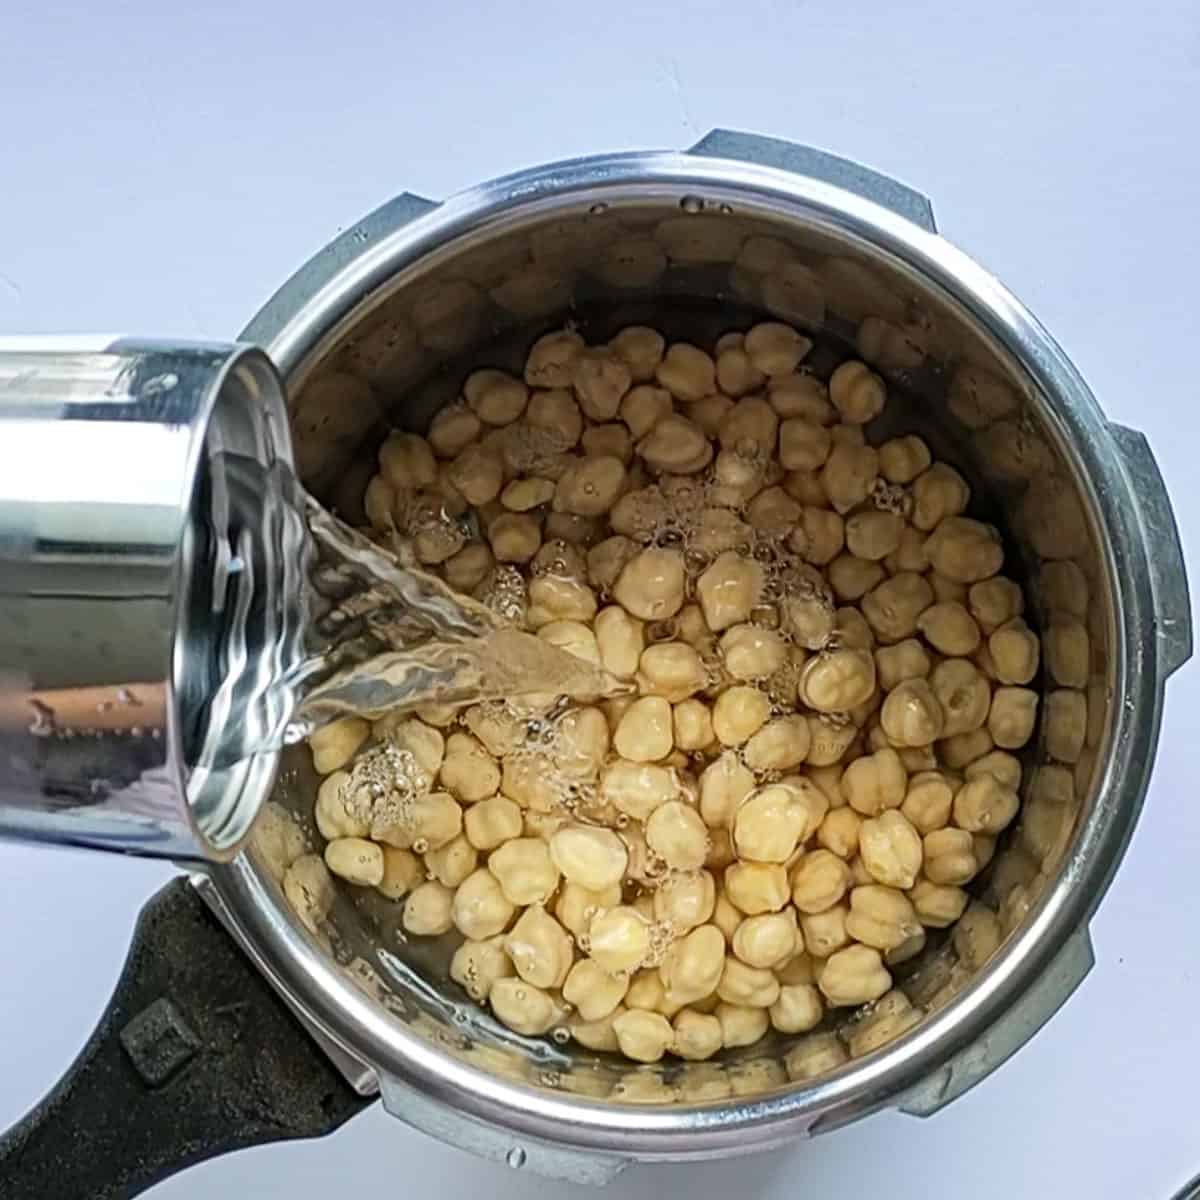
680 195 704 214
717 202 734 215
588 202 609 215
507 1148 527 1169
550 1026 571 1045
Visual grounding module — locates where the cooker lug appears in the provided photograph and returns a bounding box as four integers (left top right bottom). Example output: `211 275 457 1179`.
687 128 937 234
1108 424 1192 678
898 927 1094 1117
376 1073 631 1185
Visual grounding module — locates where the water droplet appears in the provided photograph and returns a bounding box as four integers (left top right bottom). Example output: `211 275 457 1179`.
717 202 734 215
588 202 609 215
550 1026 570 1045
506 1148 527 1170
680 195 704 214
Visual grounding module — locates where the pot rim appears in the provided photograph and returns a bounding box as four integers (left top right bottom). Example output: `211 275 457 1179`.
212 147 1162 1156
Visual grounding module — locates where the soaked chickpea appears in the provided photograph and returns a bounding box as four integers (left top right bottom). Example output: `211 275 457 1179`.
300 316 1048 1073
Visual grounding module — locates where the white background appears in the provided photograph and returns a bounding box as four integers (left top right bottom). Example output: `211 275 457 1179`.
2 1 1199 1196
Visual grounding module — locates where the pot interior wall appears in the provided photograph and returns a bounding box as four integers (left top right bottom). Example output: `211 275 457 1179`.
251 189 1112 1106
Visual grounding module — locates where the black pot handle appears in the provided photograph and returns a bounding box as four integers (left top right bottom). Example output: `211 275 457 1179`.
0 876 376 1198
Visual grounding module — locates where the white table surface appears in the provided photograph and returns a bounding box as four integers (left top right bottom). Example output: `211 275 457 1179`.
3 1 1199 1196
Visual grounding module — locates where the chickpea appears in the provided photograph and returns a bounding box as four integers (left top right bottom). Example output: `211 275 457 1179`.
717 1003 770 1049
909 879 969 928
968 576 1024 634
806 715 858 767
988 686 1040 749
743 716 812 773
819 441 879 514
613 547 686 621
452 868 517 940
425 834 478 888
602 760 680 820
655 342 716 402
363 475 396 531
732 783 810 863
403 880 455 936
450 937 514 1003
440 732 501 803
488 511 542 563
780 576 835 649
742 322 810 377
989 618 1040 685
768 372 833 422
661 924 726 1006
859 809 923 889
878 435 931 485
444 443 502 508
819 944 892 1007
798 648 876 712
545 825 626 894
610 327 666 383
932 658 992 737
612 695 673 763
965 750 1023 791
847 989 921 1058
570 1008 623 1053
885 927 927 967
428 402 483 460
638 414 713 475
315 773 367 841
698 752 756 829
911 463 969 532
844 511 903 562
560 960 627 1025
924 517 1004 583
710 446 768 507
880 679 944 747
582 423 633 464
732 911 800 970
1045 615 1089 688
725 862 791 914
549 455 626 517
716 346 766 397
785 1032 848 1080
1040 559 1088 619
376 847 423 901
588 906 652 975
673 699 715 752
717 396 780 455
900 771 955 834
538 618 602 667
523 330 584 390
842 746 909 818
818 806 862 859
861 571 934 642
526 388 584 450
378 431 438 491
374 792 462 852
789 506 845 566
505 905 574 990
797 902 849 961
1045 689 1086 763
591 605 644 680
875 639 932 691
844 884 921 953
690 393 736 437
489 838 560 906
779 418 832 472
654 870 716 934
568 349 630 423
444 541 494 593
490 977 563 1037
923 828 978 886
918 602 981 656
718 956 781 1008
645 800 708 870
309 718 370 779
465 369 530 425
638 642 707 703
938 727 993 770
829 360 886 424
323 837 384 887
556 881 622 938
526 574 597 629
708 685 769 746
884 524 929 575
953 903 1003 970
672 1009 724 1061
745 486 803 539
695 550 764 633
715 625 782 682
790 849 853 914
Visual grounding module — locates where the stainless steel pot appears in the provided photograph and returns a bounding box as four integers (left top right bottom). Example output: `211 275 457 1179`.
0 129 1190 1194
